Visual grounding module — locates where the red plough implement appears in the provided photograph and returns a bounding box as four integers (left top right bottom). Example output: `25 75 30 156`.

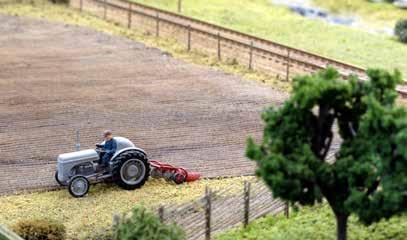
149 160 201 184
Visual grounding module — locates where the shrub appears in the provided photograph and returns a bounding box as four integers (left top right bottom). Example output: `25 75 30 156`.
115 206 185 240
12 219 66 240
395 19 407 43
48 0 69 4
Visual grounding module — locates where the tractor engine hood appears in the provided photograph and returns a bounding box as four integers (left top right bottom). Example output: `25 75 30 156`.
57 149 99 164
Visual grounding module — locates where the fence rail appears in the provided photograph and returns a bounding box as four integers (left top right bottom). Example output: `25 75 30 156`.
70 0 407 98
151 179 287 240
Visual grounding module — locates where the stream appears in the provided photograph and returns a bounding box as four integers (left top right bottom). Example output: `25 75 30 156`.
271 0 394 35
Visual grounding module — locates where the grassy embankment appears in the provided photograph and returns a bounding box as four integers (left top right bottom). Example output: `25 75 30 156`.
217 204 407 240
132 0 407 78
0 177 250 239
0 0 290 90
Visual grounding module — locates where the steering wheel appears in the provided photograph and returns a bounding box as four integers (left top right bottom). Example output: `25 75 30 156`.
95 144 106 154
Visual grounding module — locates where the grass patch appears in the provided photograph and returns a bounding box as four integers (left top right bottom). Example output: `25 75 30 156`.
0 0 289 91
0 177 252 239
131 0 407 78
216 204 407 240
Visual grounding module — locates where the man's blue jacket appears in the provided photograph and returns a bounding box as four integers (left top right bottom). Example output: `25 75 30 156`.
103 138 117 155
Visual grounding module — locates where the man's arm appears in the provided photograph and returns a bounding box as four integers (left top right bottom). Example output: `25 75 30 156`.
96 142 105 148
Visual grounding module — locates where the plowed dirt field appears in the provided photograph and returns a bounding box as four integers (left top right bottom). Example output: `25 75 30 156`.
0 15 288 195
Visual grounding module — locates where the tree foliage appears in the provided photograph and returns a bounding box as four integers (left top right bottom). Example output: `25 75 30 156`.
247 68 407 239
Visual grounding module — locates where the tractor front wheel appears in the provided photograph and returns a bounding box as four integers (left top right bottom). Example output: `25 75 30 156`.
112 151 150 190
68 175 90 198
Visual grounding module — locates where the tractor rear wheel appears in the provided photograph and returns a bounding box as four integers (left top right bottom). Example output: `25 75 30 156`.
112 151 150 190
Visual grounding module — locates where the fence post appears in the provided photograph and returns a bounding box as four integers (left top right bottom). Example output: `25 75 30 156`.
249 41 253 70
243 181 251 227
127 2 132 29
103 0 107 20
284 202 289 218
79 0 83 12
112 214 120 240
187 25 191 51
178 0 182 13
285 49 291 82
205 187 212 240
75 129 80 151
156 12 160 37
112 214 120 228
217 32 221 61
158 206 165 222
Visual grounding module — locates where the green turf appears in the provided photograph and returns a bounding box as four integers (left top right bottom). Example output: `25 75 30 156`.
131 0 407 78
216 204 407 240
313 0 407 25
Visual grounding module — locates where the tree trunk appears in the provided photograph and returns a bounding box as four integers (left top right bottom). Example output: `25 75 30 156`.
336 213 348 240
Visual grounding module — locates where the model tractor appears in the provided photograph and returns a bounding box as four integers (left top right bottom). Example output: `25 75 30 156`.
55 137 200 198
55 137 149 197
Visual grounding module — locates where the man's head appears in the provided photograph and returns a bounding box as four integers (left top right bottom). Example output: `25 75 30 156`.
103 130 113 140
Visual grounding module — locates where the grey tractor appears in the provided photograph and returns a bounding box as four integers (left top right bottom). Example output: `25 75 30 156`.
55 137 150 198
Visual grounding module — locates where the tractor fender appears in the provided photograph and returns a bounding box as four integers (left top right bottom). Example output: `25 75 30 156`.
111 147 147 161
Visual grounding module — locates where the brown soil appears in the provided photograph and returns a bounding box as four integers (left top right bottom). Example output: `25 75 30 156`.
0 15 288 195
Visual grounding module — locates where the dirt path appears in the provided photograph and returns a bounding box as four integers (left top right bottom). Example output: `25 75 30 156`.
0 15 288 195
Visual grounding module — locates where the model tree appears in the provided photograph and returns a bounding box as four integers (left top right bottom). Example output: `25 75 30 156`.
247 68 407 240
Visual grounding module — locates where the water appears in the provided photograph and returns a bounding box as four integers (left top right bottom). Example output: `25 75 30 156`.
271 0 394 35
